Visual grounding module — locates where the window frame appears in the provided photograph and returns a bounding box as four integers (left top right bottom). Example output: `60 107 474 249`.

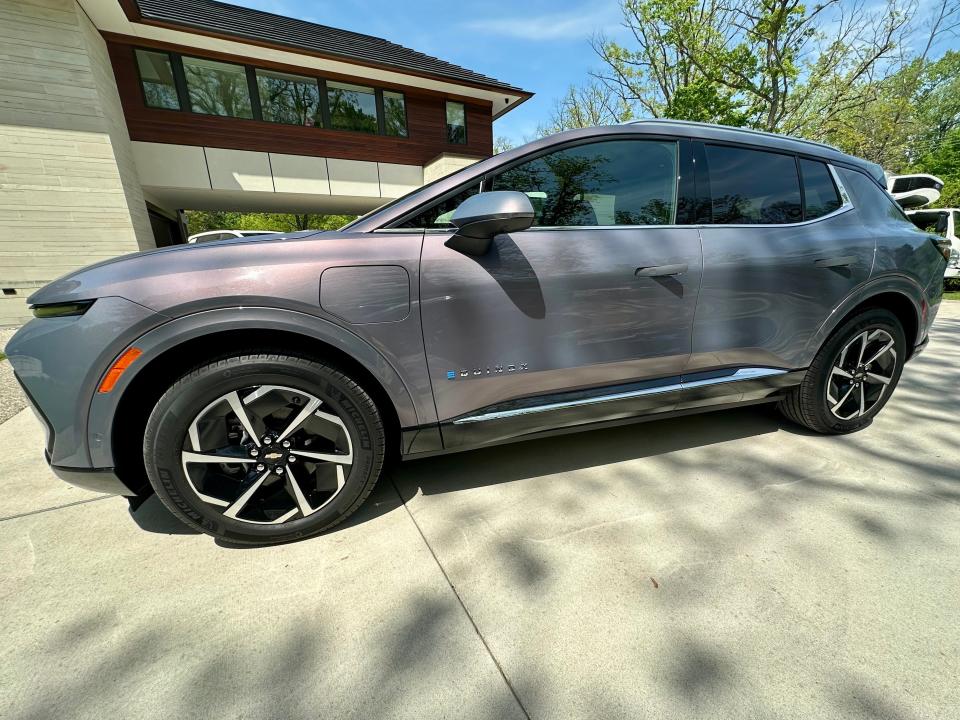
326 80 380 135
445 101 467 145
389 134 686 232
130 46 410 139
133 48 183 112
694 139 854 228
382 90 409 137
181 54 256 120
254 67 323 127
798 157 845 222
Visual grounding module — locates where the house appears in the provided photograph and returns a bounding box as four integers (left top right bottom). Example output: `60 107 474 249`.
0 0 531 323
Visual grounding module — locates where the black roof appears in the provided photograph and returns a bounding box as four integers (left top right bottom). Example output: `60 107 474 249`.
133 0 528 94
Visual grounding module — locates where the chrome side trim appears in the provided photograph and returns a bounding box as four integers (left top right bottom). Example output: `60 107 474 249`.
452 368 788 425
828 163 853 207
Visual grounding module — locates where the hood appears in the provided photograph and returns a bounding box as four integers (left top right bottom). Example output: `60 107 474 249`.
27 229 348 310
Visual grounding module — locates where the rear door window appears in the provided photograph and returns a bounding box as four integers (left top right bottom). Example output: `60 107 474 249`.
799 159 842 220
704 145 802 224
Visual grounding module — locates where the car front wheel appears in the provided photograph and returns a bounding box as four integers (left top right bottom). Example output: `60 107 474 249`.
143 353 386 544
778 308 906 434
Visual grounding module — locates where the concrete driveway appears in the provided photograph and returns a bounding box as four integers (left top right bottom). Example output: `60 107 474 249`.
2 303 958 720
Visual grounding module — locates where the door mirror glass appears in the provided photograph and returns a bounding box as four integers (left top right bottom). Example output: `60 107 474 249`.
446 191 535 256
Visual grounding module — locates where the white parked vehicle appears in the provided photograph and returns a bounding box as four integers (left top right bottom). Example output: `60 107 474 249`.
907 208 959 278
187 229 281 244
887 173 944 209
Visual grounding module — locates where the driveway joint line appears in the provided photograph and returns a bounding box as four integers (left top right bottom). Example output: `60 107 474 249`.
388 475 532 720
0 494 115 523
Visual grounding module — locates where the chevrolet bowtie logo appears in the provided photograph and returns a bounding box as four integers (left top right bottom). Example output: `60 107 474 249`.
264 452 283 461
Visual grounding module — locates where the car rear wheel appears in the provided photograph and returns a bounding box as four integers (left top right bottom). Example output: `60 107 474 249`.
778 308 906 434
143 353 385 544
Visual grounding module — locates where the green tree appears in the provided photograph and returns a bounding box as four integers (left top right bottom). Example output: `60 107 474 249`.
186 211 354 236
912 128 960 208
590 0 958 138
538 80 635 135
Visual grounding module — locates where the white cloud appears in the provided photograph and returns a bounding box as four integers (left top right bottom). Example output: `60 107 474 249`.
463 4 622 41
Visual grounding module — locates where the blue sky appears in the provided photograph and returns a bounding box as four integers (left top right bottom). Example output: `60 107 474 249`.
230 0 625 145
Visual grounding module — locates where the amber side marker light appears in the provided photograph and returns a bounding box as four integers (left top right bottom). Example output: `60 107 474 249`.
98 348 143 394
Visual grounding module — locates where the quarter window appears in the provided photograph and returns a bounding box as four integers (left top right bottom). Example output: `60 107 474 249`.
400 183 481 229
705 145 801 224
490 140 678 227
383 91 408 137
799 159 842 220
135 49 179 110
183 57 253 119
446 101 466 144
327 82 378 133
256 69 321 127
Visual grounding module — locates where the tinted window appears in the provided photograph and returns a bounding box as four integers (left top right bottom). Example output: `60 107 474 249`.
383 91 407 137
183 57 252 118
256 70 320 126
705 145 801 224
446 102 466 144
490 140 678 227
800 159 842 220
328 82 377 133
135 50 179 110
401 183 481 229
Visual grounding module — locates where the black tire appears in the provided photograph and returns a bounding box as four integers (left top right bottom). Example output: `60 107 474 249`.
778 308 906 434
143 353 386 545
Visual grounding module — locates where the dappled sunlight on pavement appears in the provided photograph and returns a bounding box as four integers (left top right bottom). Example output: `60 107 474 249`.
1 303 958 719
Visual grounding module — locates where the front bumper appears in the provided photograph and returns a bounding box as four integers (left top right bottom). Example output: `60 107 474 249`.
6 296 162 469
48 455 137 496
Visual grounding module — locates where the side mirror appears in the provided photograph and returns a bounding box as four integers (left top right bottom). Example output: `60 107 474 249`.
445 191 535 256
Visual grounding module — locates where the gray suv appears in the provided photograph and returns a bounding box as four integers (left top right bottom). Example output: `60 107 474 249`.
7 121 949 544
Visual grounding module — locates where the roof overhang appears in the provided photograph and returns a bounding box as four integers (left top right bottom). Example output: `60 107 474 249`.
78 0 531 118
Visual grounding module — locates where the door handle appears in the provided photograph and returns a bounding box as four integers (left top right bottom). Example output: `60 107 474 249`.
814 256 856 268
635 263 688 278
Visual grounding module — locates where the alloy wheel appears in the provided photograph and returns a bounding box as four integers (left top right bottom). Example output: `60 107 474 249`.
180 385 353 525
825 328 897 421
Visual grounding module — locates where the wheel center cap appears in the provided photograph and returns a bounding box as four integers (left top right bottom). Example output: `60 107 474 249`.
262 450 285 462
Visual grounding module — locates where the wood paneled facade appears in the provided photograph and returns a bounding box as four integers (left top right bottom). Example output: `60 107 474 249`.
105 35 493 167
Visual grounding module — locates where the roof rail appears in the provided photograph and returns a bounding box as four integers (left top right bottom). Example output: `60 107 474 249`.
626 119 840 153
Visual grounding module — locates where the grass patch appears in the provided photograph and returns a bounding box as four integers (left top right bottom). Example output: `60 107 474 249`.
945 291 960 301
0 352 6 361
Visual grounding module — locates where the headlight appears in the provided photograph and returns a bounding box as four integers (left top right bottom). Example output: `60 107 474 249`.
31 300 95 318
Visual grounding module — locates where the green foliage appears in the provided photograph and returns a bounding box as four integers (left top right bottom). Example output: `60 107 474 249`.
587 0 956 150
186 211 355 236
538 81 635 136
912 128 960 208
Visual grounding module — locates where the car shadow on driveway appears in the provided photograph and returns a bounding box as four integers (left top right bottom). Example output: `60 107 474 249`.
129 402 798 541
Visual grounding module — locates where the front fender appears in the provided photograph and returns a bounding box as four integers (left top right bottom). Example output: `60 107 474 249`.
803 273 924 362
87 306 424 468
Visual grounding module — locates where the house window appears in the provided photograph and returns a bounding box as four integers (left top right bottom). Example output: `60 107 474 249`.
446 101 466 144
256 69 321 127
327 82 378 133
383 91 407 137
135 49 179 110
183 57 253 119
